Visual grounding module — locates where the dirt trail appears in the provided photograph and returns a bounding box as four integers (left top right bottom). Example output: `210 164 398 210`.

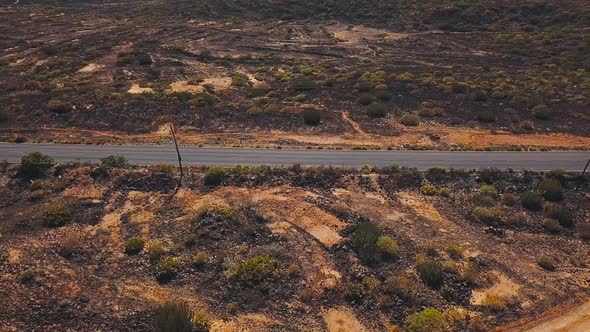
340 111 366 135
504 301 590 332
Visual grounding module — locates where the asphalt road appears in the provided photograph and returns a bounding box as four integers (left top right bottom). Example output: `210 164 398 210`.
0 143 588 170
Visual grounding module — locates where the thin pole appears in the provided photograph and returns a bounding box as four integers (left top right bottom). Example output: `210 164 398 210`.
169 124 183 198
583 158 590 177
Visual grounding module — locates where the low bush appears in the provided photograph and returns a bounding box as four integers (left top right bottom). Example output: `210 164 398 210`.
231 73 251 87
506 213 527 226
58 232 83 258
520 191 543 211
481 294 508 311
342 282 366 302
125 237 145 255
203 166 225 186
376 90 393 101
367 102 387 118
544 203 574 228
384 275 416 302
399 114 420 126
47 99 72 114
576 223 590 241
194 251 208 267
44 204 72 227
439 187 450 197
533 104 551 120
405 308 447 332
477 111 496 123
234 255 279 285
501 193 518 206
420 184 437 196
480 185 498 197
473 207 501 225
520 120 535 130
302 108 320 125
290 79 316 91
358 95 374 105
376 235 399 259
100 155 129 169
542 219 562 234
540 178 563 202
537 255 556 271
155 302 193 332
146 240 168 260
19 152 54 180
353 222 381 264
157 257 181 282
416 259 443 289
192 310 212 332
446 243 463 260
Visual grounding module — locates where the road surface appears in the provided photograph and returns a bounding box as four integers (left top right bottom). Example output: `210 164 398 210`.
0 143 588 170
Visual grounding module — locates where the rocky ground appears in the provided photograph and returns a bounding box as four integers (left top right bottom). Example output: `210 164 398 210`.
1 158 589 331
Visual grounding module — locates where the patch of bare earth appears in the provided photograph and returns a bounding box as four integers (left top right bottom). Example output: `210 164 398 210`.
323 306 367 332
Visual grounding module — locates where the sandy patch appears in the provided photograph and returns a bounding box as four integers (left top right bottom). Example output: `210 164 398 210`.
471 271 521 305
323 306 366 332
7 249 22 264
62 185 104 200
397 191 445 223
120 281 197 305
128 83 154 94
327 24 407 44
167 80 204 93
201 77 232 90
78 63 103 73
211 313 276 332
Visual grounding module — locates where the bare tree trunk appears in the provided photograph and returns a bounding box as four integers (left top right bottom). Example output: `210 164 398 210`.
169 124 184 199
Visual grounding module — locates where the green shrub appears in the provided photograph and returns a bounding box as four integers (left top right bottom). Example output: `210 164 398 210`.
501 193 518 206
125 237 145 255
540 178 563 202
100 155 129 168
480 185 498 197
19 152 54 180
420 184 437 196
342 282 366 302
234 255 279 285
533 104 551 120
384 275 416 302
192 310 212 332
155 302 193 332
303 108 321 125
189 93 221 108
20 269 35 283
544 203 574 228
231 73 251 87
146 240 168 260
358 95 374 105
47 99 72 114
439 187 450 197
203 166 225 186
194 251 208 267
446 243 463 260
520 191 544 211
537 255 556 271
375 90 393 101
416 259 443 288
367 102 387 118
405 308 447 332
576 223 590 241
157 257 181 282
473 207 501 225
352 222 381 264
399 114 420 126
44 204 72 227
354 81 372 92
376 235 399 258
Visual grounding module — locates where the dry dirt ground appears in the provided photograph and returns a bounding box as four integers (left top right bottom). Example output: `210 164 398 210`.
0 1 589 150
1 163 589 331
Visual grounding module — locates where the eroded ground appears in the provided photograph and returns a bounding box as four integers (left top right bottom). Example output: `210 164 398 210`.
0 0 589 150
1 163 589 330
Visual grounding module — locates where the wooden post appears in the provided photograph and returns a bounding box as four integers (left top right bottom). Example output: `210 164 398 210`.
169 124 184 198
583 158 590 177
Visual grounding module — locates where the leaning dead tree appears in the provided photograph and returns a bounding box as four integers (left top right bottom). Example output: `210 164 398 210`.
169 124 184 198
